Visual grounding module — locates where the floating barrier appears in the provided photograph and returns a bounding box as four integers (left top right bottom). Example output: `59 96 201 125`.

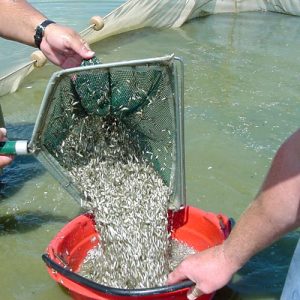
1 0 300 97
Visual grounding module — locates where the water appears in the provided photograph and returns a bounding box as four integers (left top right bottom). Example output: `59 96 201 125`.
0 1 299 299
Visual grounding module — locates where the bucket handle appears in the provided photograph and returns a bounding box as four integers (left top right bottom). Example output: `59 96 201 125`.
42 254 193 296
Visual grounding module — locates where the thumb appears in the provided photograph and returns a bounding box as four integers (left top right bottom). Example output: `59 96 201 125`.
69 37 95 59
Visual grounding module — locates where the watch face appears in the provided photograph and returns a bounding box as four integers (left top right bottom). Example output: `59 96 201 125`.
34 20 55 48
34 26 43 48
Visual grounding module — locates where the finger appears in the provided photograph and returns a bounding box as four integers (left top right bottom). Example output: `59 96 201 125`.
60 48 76 56
0 128 7 140
187 286 203 300
44 46 81 69
167 268 188 285
68 37 95 59
61 55 83 69
0 155 14 168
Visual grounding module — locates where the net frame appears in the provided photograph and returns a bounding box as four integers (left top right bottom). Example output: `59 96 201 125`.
28 54 186 209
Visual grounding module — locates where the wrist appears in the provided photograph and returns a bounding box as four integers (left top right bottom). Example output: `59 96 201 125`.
221 240 245 274
34 19 56 49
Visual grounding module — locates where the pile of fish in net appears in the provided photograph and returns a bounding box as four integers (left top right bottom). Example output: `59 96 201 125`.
57 114 196 289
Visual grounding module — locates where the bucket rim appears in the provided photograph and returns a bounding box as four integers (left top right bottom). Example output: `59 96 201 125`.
42 253 193 296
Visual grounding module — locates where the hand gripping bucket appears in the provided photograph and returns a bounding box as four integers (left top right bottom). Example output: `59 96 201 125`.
42 206 232 300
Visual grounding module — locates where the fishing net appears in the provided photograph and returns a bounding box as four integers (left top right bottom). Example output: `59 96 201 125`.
29 54 185 210
1 0 300 97
26 54 186 288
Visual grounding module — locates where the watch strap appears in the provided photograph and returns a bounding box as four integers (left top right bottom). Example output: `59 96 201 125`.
34 19 56 49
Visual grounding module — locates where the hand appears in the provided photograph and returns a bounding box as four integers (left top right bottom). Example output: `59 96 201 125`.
0 128 14 168
40 23 95 69
167 244 235 298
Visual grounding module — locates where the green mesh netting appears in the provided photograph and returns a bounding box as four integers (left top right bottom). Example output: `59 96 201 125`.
42 57 177 187
73 57 166 118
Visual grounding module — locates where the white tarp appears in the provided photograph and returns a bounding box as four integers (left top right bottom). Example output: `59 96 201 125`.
1 0 300 97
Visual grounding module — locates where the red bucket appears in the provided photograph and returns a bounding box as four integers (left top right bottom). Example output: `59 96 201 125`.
42 206 232 300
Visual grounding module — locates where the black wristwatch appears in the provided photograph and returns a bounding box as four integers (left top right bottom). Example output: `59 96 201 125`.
34 19 56 49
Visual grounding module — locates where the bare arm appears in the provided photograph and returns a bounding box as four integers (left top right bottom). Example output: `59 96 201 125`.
167 129 300 297
0 0 95 68
0 0 46 46
224 129 300 268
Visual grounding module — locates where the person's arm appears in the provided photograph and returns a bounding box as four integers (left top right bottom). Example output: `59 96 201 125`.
167 129 300 298
0 0 95 68
0 0 45 46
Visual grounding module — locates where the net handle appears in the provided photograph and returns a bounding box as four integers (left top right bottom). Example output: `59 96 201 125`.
0 140 29 155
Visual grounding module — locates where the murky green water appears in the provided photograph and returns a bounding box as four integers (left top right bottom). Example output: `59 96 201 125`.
0 2 299 299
